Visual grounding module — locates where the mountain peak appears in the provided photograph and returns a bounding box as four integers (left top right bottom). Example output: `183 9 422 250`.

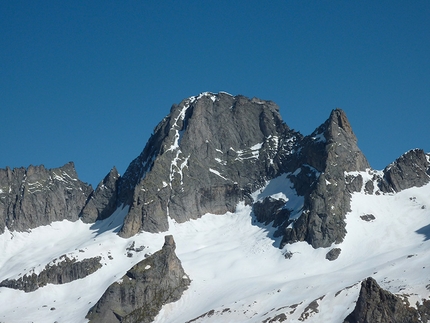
329 108 353 135
117 93 296 238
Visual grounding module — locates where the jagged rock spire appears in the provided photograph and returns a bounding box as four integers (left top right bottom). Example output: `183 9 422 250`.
281 108 369 248
80 167 120 223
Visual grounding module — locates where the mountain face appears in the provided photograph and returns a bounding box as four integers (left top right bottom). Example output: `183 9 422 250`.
83 93 372 249
0 92 429 323
115 93 298 238
0 162 92 233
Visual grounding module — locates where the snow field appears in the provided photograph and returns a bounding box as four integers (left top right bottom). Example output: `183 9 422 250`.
0 176 429 322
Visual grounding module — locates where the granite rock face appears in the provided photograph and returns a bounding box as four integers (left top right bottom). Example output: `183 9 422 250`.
86 235 190 323
343 277 423 323
117 93 299 238
0 162 92 233
0 255 102 292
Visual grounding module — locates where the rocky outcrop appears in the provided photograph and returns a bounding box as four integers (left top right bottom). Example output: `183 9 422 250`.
0 255 102 292
379 149 430 193
86 235 190 323
326 248 341 261
343 277 422 323
0 162 93 233
252 196 292 238
117 93 299 238
80 167 120 223
281 109 370 248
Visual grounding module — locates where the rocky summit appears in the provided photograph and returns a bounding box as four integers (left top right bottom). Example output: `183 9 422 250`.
0 92 429 323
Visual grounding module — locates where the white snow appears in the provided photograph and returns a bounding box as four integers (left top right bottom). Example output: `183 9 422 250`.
311 132 326 143
196 92 217 102
52 172 67 182
344 169 384 193
214 158 227 166
166 104 189 152
235 143 263 161
169 152 189 186
251 173 304 220
209 168 228 180
0 178 430 323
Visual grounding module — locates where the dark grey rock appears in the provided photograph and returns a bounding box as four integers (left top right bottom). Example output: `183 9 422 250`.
364 180 374 194
345 174 363 193
417 299 430 322
281 109 370 248
0 255 102 292
0 162 93 233
80 167 120 223
360 214 375 221
86 235 190 323
326 248 341 261
117 93 299 238
253 196 290 227
379 149 430 193
343 277 421 323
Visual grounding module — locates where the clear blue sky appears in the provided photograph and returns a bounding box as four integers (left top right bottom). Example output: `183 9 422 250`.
1 1 429 187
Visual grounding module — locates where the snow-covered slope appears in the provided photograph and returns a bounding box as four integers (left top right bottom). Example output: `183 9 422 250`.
1 172 429 323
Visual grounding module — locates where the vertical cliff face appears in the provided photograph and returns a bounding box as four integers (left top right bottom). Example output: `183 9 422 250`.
86 235 190 323
116 92 299 238
0 162 92 233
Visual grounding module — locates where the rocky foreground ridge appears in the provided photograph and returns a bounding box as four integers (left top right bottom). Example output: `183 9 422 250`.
86 235 190 323
1 92 429 322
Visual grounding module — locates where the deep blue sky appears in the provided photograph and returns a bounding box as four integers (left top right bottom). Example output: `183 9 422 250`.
1 1 429 187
